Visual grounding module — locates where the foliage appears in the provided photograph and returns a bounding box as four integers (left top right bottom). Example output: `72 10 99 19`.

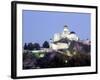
27 43 34 50
23 43 28 50
23 50 91 69
33 43 40 50
32 52 45 58
42 41 50 48
23 42 41 50
23 39 91 69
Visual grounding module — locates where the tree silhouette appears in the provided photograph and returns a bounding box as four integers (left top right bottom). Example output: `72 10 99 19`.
33 43 40 50
27 43 34 50
24 43 28 50
42 41 49 48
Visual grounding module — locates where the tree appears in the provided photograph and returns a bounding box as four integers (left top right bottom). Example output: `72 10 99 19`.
24 43 28 50
42 41 49 48
33 43 40 50
27 43 34 50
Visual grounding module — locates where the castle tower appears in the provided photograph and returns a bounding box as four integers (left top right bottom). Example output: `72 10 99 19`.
69 31 79 41
49 38 53 48
53 33 61 42
63 25 70 34
61 25 70 38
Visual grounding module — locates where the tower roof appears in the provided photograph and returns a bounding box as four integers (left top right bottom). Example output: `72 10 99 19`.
64 25 68 28
70 31 76 34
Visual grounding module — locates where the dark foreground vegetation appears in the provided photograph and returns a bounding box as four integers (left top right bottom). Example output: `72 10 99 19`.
23 40 91 69
23 50 91 69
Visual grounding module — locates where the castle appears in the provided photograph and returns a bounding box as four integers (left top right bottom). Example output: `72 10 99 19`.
50 25 79 50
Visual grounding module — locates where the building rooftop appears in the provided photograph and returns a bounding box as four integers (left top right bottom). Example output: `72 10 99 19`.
64 25 68 28
70 31 76 34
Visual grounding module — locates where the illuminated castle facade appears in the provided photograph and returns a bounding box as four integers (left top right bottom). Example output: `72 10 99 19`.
50 25 79 50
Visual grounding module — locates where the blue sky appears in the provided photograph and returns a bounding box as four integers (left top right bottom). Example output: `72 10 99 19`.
22 10 91 45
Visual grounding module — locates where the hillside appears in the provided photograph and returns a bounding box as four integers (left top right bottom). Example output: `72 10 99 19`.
23 39 91 69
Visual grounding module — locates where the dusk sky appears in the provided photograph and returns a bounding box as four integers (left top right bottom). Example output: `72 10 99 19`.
22 10 91 46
